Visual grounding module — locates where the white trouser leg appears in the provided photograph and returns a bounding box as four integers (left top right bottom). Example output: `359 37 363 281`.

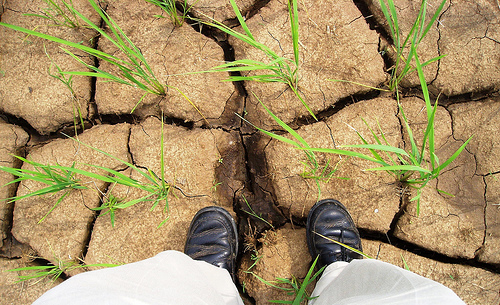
309 259 465 305
33 250 244 305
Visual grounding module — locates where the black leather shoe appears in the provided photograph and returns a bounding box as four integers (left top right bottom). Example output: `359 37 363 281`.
185 206 238 280
306 199 362 269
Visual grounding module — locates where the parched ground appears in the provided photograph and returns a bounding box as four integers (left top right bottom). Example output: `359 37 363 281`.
0 0 499 304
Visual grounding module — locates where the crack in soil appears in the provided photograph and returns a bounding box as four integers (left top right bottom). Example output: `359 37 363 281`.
80 183 109 261
352 0 391 38
297 89 381 126
440 89 497 107
476 175 489 258
0 148 22 254
428 0 452 86
87 1 119 127
470 25 500 45
361 229 500 274
485 170 500 176
0 113 56 147
384 99 409 237
242 0 272 22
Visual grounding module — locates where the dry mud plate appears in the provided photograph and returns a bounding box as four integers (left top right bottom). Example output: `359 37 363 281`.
0 0 499 304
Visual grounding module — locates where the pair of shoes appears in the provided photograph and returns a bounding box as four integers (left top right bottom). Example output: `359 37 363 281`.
185 199 361 279
184 206 238 280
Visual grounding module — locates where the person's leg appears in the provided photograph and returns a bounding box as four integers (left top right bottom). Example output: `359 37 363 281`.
310 259 465 305
33 250 242 305
34 206 243 305
306 199 465 305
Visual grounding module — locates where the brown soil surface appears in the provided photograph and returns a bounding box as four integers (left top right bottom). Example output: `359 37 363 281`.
1 0 499 304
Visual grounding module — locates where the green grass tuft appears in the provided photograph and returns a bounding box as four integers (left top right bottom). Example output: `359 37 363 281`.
24 0 82 28
65 117 174 227
380 0 448 96
91 191 122 227
0 0 166 113
0 118 174 226
196 0 317 120
329 0 447 97
292 0 472 215
238 92 343 199
146 0 199 27
5 250 120 283
0 157 90 223
246 256 326 304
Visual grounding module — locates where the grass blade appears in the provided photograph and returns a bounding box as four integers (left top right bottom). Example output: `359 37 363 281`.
314 232 373 259
290 85 317 121
292 255 318 305
298 147 388 166
38 190 70 223
419 0 447 44
288 0 300 67
340 144 410 157
398 103 420 161
432 135 473 176
229 0 253 40
364 164 431 174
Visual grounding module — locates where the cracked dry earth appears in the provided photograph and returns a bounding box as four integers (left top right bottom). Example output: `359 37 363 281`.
0 0 499 304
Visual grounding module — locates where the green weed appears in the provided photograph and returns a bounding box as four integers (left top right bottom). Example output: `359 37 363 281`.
5 241 120 283
380 0 447 96
316 233 413 273
247 249 263 271
146 0 199 27
24 0 81 28
329 0 447 97
314 232 373 259
305 72 472 215
0 117 174 226
238 93 343 199
210 179 222 192
6 253 119 283
68 116 174 227
198 0 317 120
91 190 123 227
0 157 89 223
246 256 325 304
0 0 166 112
0 155 149 224
241 194 275 230
7 259 119 283
3 1 209 119
401 254 410 271
43 44 86 132
289 0 472 216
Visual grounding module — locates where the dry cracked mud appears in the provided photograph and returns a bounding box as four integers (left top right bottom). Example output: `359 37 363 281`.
0 0 499 304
